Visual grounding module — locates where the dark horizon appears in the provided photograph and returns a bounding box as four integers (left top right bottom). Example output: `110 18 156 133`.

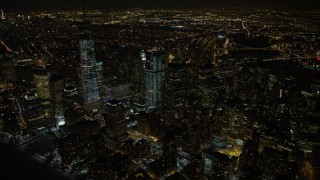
0 140 76 180
2 0 319 12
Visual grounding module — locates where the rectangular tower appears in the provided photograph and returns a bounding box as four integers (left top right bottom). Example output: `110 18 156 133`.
145 48 166 109
80 39 100 108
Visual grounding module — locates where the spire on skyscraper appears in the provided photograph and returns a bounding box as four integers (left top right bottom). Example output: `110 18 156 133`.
1 9 5 20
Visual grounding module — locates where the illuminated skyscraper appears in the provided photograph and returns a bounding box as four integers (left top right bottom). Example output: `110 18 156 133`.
30 66 58 131
32 66 66 130
50 73 65 128
95 61 104 93
23 92 48 131
140 50 147 68
63 84 82 125
80 39 100 107
145 48 166 109
95 61 103 80
1 10 5 20
33 66 51 100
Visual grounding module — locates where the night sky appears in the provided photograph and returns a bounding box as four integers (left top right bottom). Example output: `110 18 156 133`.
2 0 318 11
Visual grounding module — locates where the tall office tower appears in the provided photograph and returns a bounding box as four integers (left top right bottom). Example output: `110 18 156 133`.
32 66 55 130
104 100 126 133
95 61 104 93
251 125 261 152
163 63 187 112
117 45 132 83
23 92 51 132
63 84 82 125
14 59 35 85
145 48 166 109
129 50 146 96
33 66 51 100
50 73 65 128
79 39 100 108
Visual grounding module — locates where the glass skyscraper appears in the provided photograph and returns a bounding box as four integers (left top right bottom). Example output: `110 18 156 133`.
145 48 166 109
50 73 65 128
80 39 100 106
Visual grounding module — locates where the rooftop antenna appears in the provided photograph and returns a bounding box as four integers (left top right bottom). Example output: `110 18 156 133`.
79 0 93 39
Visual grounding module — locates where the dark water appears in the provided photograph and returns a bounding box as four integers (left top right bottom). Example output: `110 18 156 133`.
231 33 270 48
0 139 76 180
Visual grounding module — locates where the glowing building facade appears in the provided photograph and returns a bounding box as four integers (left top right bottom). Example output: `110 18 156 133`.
145 48 166 109
33 66 51 100
1 10 5 20
80 39 100 107
50 73 65 127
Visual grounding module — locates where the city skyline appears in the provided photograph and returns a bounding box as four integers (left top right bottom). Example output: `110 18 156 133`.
2 0 319 11
1 5 320 180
